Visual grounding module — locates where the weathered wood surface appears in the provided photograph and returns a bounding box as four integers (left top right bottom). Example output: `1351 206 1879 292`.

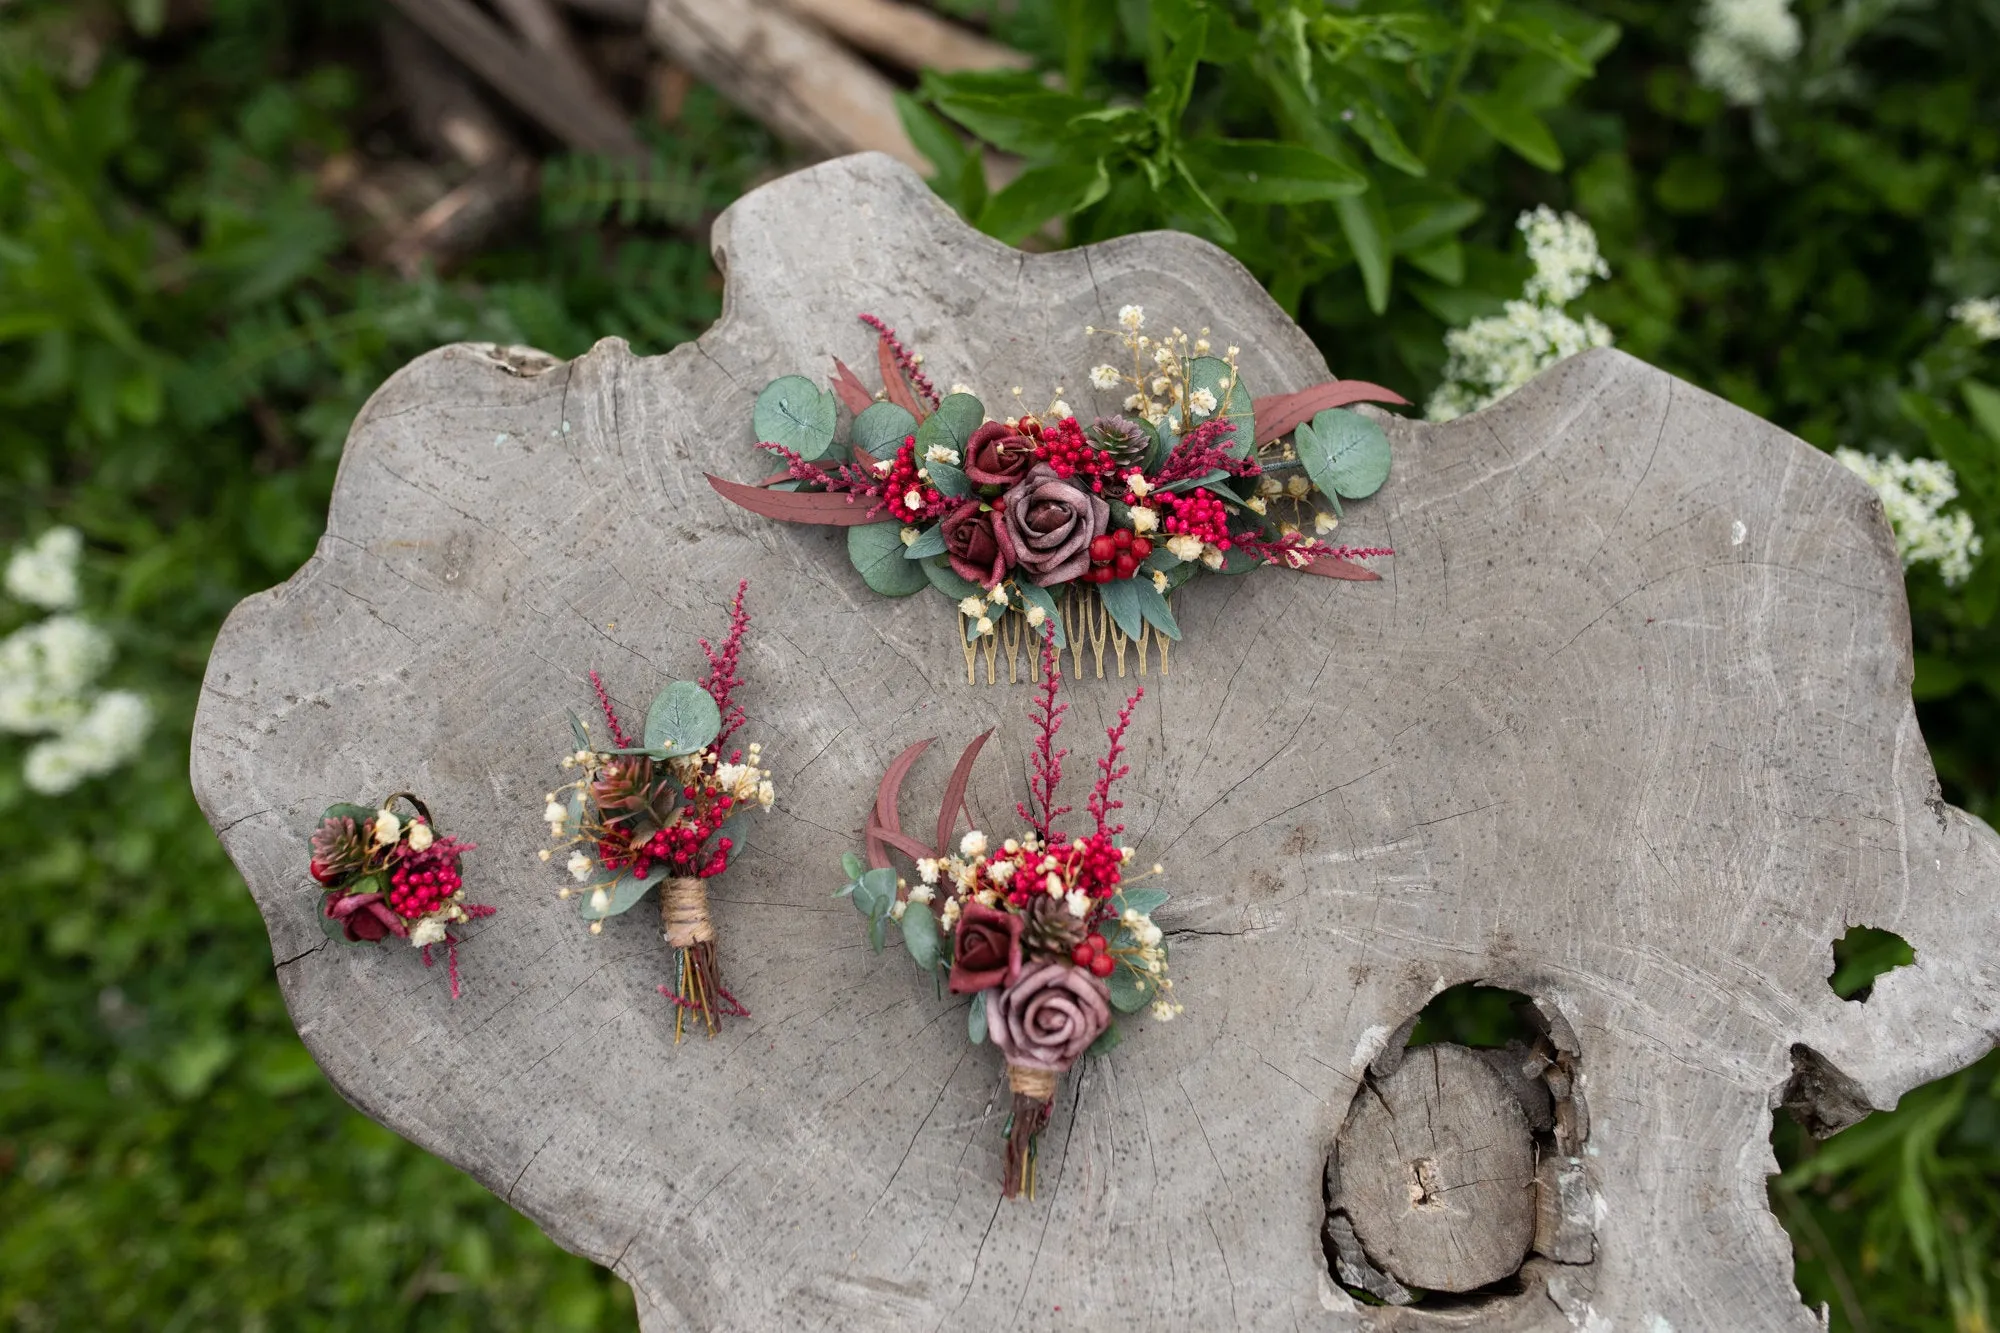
191 152 2000 1330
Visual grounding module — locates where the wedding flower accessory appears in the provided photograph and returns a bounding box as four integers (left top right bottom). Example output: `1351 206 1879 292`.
542 582 771 1039
840 631 1178 1197
709 309 1403 683
310 792 491 997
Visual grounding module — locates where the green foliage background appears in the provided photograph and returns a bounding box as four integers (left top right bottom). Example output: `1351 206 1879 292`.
1 1 1994 1329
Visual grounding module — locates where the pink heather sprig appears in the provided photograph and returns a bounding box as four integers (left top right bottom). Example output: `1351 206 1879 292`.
701 580 751 746
589 670 633 749
1149 419 1261 490
420 902 497 1000
1089 687 1143 841
759 444 892 519
1235 533 1396 570
1017 629 1071 840
859 313 940 408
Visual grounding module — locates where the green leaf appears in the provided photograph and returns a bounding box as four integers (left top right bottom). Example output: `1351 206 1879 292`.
577 863 666 920
319 802 377 827
1087 1024 1122 1057
1107 961 1149 1013
968 992 989 1044
754 375 838 460
848 522 929 597
923 71 1110 156
927 461 971 497
978 157 1110 244
915 392 984 455
922 556 984 599
842 852 865 881
895 90 987 219
1115 887 1169 917
1012 580 1067 649
1179 138 1366 203
1296 408 1392 499
643 680 722 757
903 525 947 560
1337 95 1426 177
1334 184 1393 315
850 866 898 921
1130 579 1181 640
566 709 590 753
1457 94 1563 172
1181 354 1255 454
1094 579 1146 641
852 401 917 460
901 903 942 970
1964 380 2000 446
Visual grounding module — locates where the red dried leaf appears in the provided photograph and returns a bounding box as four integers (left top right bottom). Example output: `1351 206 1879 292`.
877 336 927 422
706 474 883 526
935 728 993 856
1254 381 1411 445
872 738 934 870
830 358 874 416
1301 555 1382 581
754 470 795 487
870 824 938 863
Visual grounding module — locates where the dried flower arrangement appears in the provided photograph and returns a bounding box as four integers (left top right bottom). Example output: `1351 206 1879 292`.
310 793 492 998
840 631 1178 1197
709 307 1405 683
540 582 772 1038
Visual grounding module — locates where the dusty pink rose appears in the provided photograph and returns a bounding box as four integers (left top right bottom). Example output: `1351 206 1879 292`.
948 901 1024 994
964 421 1037 488
940 500 1014 588
1001 464 1110 586
985 961 1112 1072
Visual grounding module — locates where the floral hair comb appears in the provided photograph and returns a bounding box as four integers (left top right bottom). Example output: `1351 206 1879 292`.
311 793 492 998
541 582 771 1039
840 631 1178 1197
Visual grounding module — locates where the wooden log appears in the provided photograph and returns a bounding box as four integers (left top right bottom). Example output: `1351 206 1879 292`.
1330 1044 1537 1292
191 153 2000 1331
774 0 1033 73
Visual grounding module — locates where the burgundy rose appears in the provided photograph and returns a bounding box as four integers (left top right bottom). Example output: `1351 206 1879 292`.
948 901 1025 994
940 500 1015 587
324 891 409 943
985 961 1112 1072
1001 463 1110 586
964 421 1037 488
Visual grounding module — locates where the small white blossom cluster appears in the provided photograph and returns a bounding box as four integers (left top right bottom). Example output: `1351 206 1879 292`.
0 528 152 794
1951 296 2000 343
1083 304 1238 429
1428 208 1615 423
957 581 1041 639
1835 449 1984 586
1691 0 1802 107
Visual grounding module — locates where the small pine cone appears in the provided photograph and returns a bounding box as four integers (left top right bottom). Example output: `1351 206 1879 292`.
589 755 658 813
1020 894 1086 959
1088 415 1154 470
309 815 368 885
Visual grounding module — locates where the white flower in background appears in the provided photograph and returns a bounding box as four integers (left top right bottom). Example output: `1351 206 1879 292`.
1836 449 1983 586
1118 304 1145 331
4 526 82 610
0 615 114 734
1691 0 1802 106
1428 208 1615 423
22 690 152 795
1089 364 1121 390
1951 297 2000 342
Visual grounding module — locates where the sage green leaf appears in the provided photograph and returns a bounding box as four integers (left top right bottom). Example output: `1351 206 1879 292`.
1182 355 1255 455
1130 579 1181 640
1087 1023 1122 1056
901 903 941 971
643 679 722 757
922 556 984 599
916 393 984 454
842 852 865 882
578 863 665 920
566 709 589 752
1115 887 1169 917
848 522 929 597
1107 961 1149 1013
754 375 838 460
903 525 947 560
1012 580 1067 649
1093 578 1146 641
320 802 377 827
852 401 917 460
968 992 989 1044
927 461 970 497
851 866 898 921
1297 408 1392 499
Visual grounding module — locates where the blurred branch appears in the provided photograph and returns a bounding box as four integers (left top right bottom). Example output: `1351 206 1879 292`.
773 0 1031 74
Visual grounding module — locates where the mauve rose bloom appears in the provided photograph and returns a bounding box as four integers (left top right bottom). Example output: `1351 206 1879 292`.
964 422 1037 488
1001 464 1110 585
948 901 1025 994
986 961 1112 1072
940 500 1014 587
325 891 408 943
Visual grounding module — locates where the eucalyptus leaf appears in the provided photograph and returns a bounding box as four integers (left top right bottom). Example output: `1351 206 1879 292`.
1106 961 1149 1014
968 992 989 1045
915 393 985 455
566 709 590 753
850 866 898 923
1180 355 1255 456
852 401 917 459
1011 580 1067 649
903 525 947 560
927 461 970 497
1093 578 1146 641
578 863 666 920
901 904 942 971
643 680 722 757
921 556 984 599
842 852 865 882
1130 579 1181 641
1116 887 1170 917
1087 1024 1123 1057
1296 408 1392 499
848 522 929 597
754 375 838 460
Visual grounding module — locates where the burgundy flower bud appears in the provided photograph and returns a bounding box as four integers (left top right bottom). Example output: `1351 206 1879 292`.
985 961 1112 1072
939 500 1015 588
964 422 1037 488
1000 463 1111 586
948 901 1025 994
324 891 409 943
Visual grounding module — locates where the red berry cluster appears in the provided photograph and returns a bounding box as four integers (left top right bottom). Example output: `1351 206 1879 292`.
1156 490 1233 549
1033 417 1121 493
1074 831 1124 897
1069 932 1117 978
389 844 464 919
879 436 949 522
1084 528 1154 584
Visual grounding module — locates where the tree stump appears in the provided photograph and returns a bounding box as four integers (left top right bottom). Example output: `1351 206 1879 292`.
192 152 2000 1330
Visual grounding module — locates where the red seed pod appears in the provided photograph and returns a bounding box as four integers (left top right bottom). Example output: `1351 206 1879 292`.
1089 953 1116 978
